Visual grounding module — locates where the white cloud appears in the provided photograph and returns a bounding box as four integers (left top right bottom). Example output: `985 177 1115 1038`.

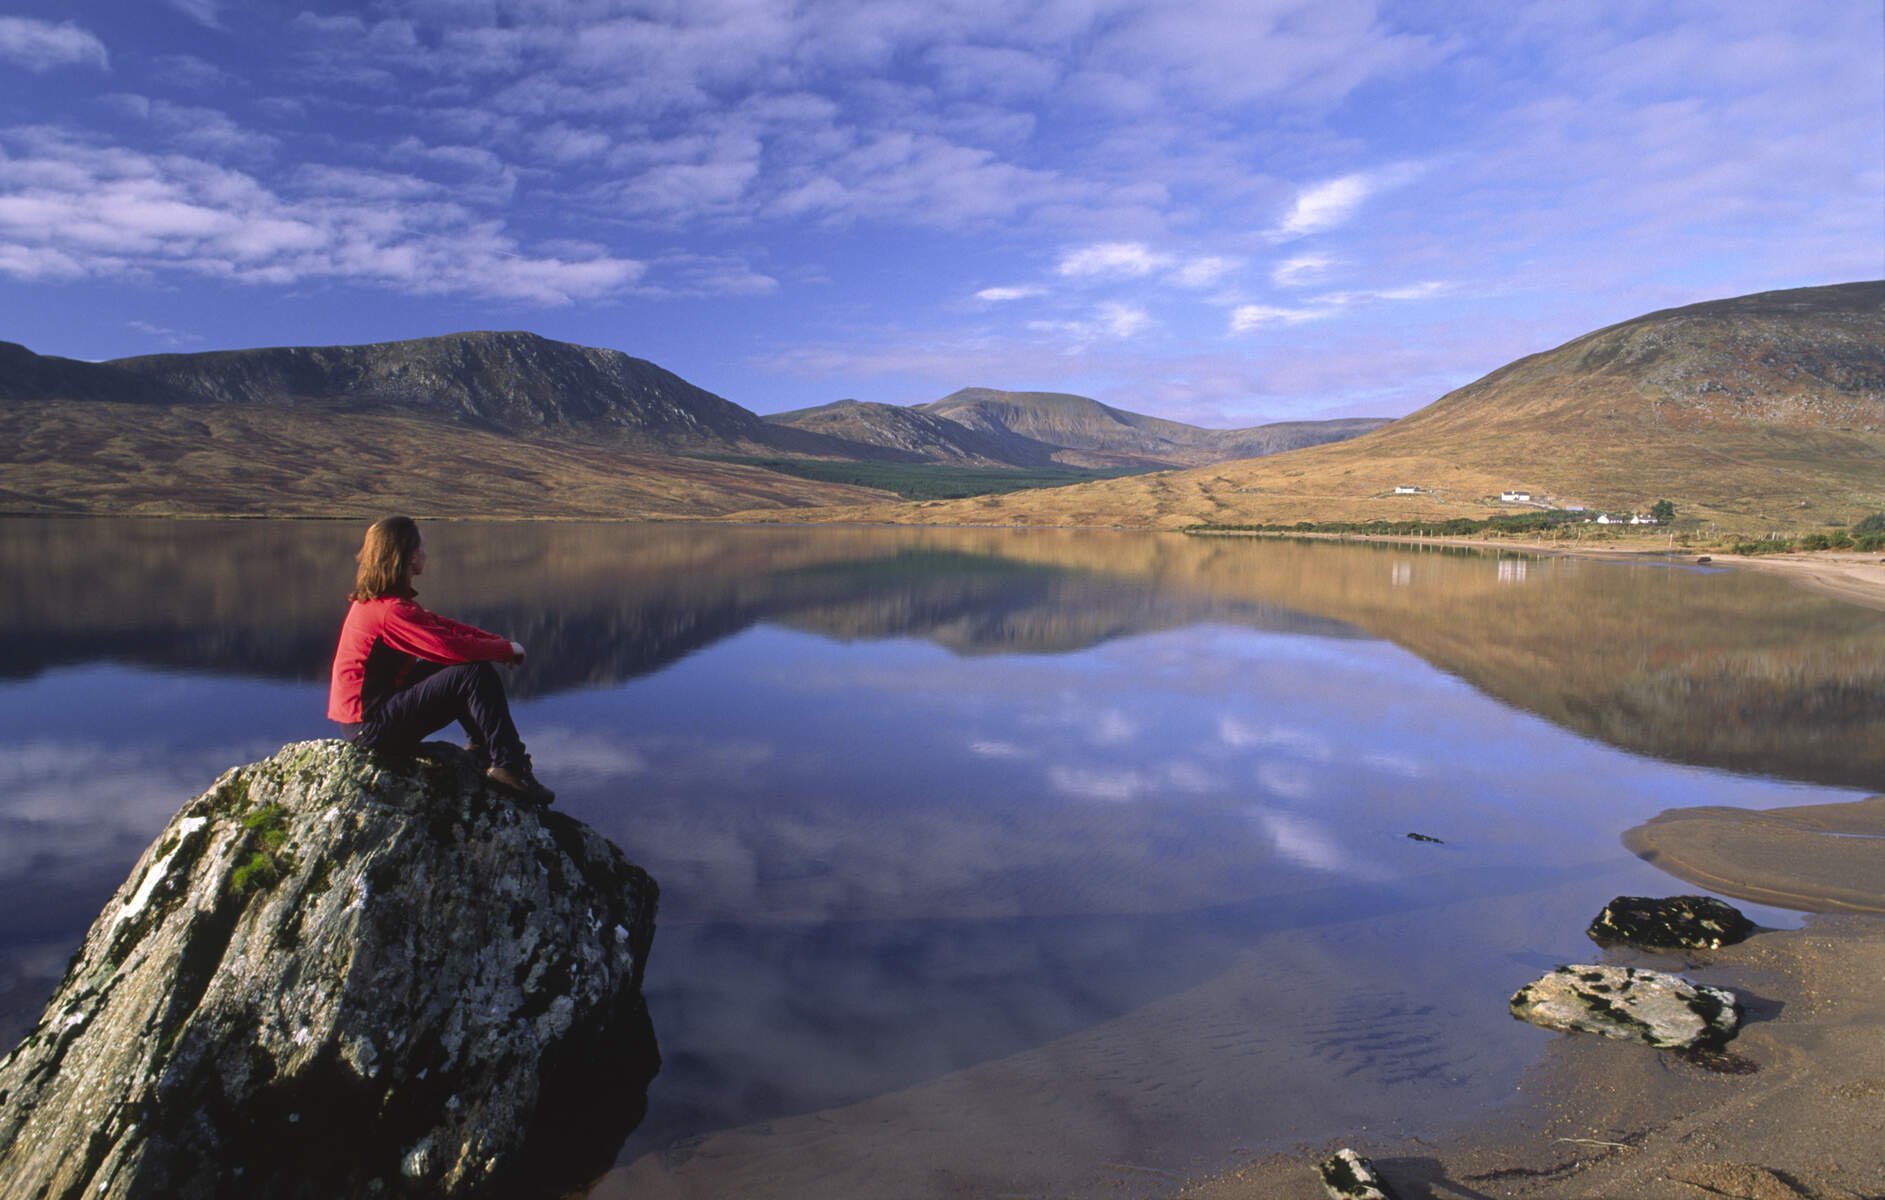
1271 173 1375 239
1097 302 1152 340
1171 255 1239 288
1229 303 1332 332
975 285 1044 302
0 131 646 303
127 319 203 345
1028 301 1157 348
1272 253 1336 287
0 17 109 72
166 0 224 31
1058 241 1173 278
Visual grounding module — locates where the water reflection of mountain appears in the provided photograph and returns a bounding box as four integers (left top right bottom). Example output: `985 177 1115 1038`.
4 519 1883 789
0 523 1360 692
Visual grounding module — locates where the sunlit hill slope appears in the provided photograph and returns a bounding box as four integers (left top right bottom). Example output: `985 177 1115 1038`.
758 282 1885 532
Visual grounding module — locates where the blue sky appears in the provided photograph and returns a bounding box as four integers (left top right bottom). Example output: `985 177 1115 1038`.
0 1 1879 424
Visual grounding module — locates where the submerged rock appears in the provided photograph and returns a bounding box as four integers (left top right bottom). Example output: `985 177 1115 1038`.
1587 894 1756 951
0 739 659 1199
1318 1148 1398 1199
1510 964 1739 1053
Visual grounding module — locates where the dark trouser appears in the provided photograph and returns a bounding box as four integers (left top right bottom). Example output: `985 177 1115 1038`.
349 662 527 771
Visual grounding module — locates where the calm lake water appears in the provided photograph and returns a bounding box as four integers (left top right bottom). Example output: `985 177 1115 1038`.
4 520 1881 1198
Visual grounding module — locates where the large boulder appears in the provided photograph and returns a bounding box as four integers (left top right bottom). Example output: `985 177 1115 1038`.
1509 964 1739 1053
0 740 659 1199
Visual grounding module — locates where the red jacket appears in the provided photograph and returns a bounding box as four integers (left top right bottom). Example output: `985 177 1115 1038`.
328 593 513 723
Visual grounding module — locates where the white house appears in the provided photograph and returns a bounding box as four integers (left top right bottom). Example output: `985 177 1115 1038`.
1501 490 1531 503
1394 485 1421 494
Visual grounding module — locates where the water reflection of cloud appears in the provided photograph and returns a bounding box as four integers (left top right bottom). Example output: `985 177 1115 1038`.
1250 807 1394 883
1090 709 1139 745
1216 715 1333 761
513 726 648 776
969 739 1030 760
1254 762 1318 803
1047 765 1156 804
0 737 271 876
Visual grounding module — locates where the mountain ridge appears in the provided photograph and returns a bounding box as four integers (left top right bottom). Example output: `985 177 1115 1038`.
742 281 1885 531
7 281 1878 525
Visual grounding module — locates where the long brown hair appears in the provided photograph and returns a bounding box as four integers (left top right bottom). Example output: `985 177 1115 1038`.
351 516 421 601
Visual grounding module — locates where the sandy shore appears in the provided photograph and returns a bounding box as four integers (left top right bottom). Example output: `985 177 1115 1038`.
1190 530 1885 613
1457 539 1885 614
1180 794 1885 1200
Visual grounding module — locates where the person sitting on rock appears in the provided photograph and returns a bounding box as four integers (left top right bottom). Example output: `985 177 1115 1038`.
328 515 554 806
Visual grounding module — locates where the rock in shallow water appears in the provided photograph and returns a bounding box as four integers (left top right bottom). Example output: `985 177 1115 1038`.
1510 964 1739 1053
1586 894 1756 951
0 739 659 1199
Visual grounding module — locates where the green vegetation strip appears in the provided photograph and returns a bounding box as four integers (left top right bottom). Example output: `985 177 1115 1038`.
1186 510 1605 538
700 456 1158 500
1188 508 1885 556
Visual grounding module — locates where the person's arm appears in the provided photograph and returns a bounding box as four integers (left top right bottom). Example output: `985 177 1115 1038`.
379 599 516 664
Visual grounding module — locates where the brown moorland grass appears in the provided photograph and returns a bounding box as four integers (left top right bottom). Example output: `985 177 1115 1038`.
0 400 895 518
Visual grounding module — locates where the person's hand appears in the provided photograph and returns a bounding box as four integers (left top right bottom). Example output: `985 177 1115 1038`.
510 640 526 665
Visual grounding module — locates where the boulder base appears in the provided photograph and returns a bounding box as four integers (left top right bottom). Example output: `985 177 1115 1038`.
1510 964 1739 1053
0 740 659 1199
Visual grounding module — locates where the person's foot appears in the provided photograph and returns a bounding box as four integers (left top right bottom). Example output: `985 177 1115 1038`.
487 763 555 807
465 739 492 770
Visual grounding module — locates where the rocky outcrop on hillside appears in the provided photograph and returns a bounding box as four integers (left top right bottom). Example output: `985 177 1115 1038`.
0 740 659 1199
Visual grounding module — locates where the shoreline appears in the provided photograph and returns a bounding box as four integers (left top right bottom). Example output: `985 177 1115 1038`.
1192 527 1885 613
1178 910 1885 1200
1176 786 1885 1199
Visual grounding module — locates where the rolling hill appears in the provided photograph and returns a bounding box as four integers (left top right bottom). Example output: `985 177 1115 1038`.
0 333 893 517
762 399 1033 465
752 282 1885 532
917 388 1389 468
768 388 1390 470
0 331 1382 516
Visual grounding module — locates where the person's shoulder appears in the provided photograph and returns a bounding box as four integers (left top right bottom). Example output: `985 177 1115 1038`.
351 593 421 616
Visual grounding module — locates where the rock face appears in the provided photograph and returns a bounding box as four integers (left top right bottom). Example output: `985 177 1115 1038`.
1509 964 1739 1053
1586 894 1757 951
0 740 659 1199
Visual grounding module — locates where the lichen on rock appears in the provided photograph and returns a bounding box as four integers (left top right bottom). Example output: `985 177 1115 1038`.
0 739 659 1199
1509 963 1739 1053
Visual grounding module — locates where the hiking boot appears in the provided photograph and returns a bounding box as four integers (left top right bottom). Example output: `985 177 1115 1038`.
487 763 555 807
465 740 492 770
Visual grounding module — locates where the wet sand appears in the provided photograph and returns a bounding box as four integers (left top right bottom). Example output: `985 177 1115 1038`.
1181 796 1885 1200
